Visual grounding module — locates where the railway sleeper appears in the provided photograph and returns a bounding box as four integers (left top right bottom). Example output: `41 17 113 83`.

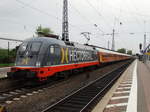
67 100 88 105
61 103 84 108
52 106 81 112
70 98 91 102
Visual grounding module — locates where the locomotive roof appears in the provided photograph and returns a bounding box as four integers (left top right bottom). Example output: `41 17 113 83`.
24 37 66 46
23 37 131 56
24 37 94 50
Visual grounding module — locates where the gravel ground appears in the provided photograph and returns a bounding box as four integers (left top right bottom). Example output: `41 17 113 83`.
5 61 130 112
0 78 25 92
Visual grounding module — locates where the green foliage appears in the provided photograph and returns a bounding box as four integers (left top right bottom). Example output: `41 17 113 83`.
127 50 132 55
117 48 126 53
0 63 14 67
36 25 54 36
0 48 16 64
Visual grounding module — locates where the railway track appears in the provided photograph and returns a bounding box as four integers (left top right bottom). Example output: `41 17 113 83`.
0 63 108 105
0 75 76 105
41 61 132 112
0 60 133 112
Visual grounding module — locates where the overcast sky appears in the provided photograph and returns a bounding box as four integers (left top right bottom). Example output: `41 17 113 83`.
1 0 150 53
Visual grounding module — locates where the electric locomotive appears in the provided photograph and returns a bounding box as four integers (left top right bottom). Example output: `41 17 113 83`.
7 36 99 81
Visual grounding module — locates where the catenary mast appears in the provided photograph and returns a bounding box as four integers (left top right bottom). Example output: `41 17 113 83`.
62 0 69 42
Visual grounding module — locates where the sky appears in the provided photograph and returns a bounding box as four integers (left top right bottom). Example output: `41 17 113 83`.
1 0 150 53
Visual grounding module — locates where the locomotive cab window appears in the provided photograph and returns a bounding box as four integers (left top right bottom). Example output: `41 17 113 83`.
30 42 42 53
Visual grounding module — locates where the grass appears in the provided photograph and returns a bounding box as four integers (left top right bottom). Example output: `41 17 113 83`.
0 63 14 67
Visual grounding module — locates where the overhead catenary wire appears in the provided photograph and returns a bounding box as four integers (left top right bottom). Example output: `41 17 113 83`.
104 1 150 19
125 0 144 31
15 0 61 22
15 0 85 32
85 0 113 31
68 3 92 25
0 0 44 35
68 2 105 34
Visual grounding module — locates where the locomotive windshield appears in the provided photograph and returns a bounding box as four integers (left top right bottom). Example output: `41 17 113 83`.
18 42 42 55
19 42 28 54
16 41 43 66
30 42 41 53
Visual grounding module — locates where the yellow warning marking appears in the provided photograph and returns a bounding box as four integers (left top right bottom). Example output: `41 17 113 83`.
65 48 69 63
22 57 30 65
61 48 65 64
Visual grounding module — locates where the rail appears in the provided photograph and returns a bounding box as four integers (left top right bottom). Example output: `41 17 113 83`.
41 61 132 112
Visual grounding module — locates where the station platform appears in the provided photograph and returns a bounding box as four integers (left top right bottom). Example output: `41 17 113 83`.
0 67 10 78
92 59 150 112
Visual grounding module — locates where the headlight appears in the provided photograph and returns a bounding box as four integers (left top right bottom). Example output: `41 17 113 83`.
36 62 41 67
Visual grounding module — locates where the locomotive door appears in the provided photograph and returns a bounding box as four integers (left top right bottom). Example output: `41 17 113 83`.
48 45 61 65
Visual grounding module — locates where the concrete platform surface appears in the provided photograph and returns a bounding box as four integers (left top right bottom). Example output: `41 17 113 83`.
137 61 150 112
92 60 137 112
93 59 150 112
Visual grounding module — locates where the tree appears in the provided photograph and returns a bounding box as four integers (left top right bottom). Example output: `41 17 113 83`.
35 25 54 37
0 48 16 63
127 50 132 55
117 48 126 53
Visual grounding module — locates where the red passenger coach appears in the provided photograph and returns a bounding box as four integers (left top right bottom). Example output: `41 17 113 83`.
97 48 131 63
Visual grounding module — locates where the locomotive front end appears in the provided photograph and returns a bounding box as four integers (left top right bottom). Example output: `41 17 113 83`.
7 38 45 80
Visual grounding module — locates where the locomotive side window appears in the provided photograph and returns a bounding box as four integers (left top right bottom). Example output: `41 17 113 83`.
50 46 54 54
